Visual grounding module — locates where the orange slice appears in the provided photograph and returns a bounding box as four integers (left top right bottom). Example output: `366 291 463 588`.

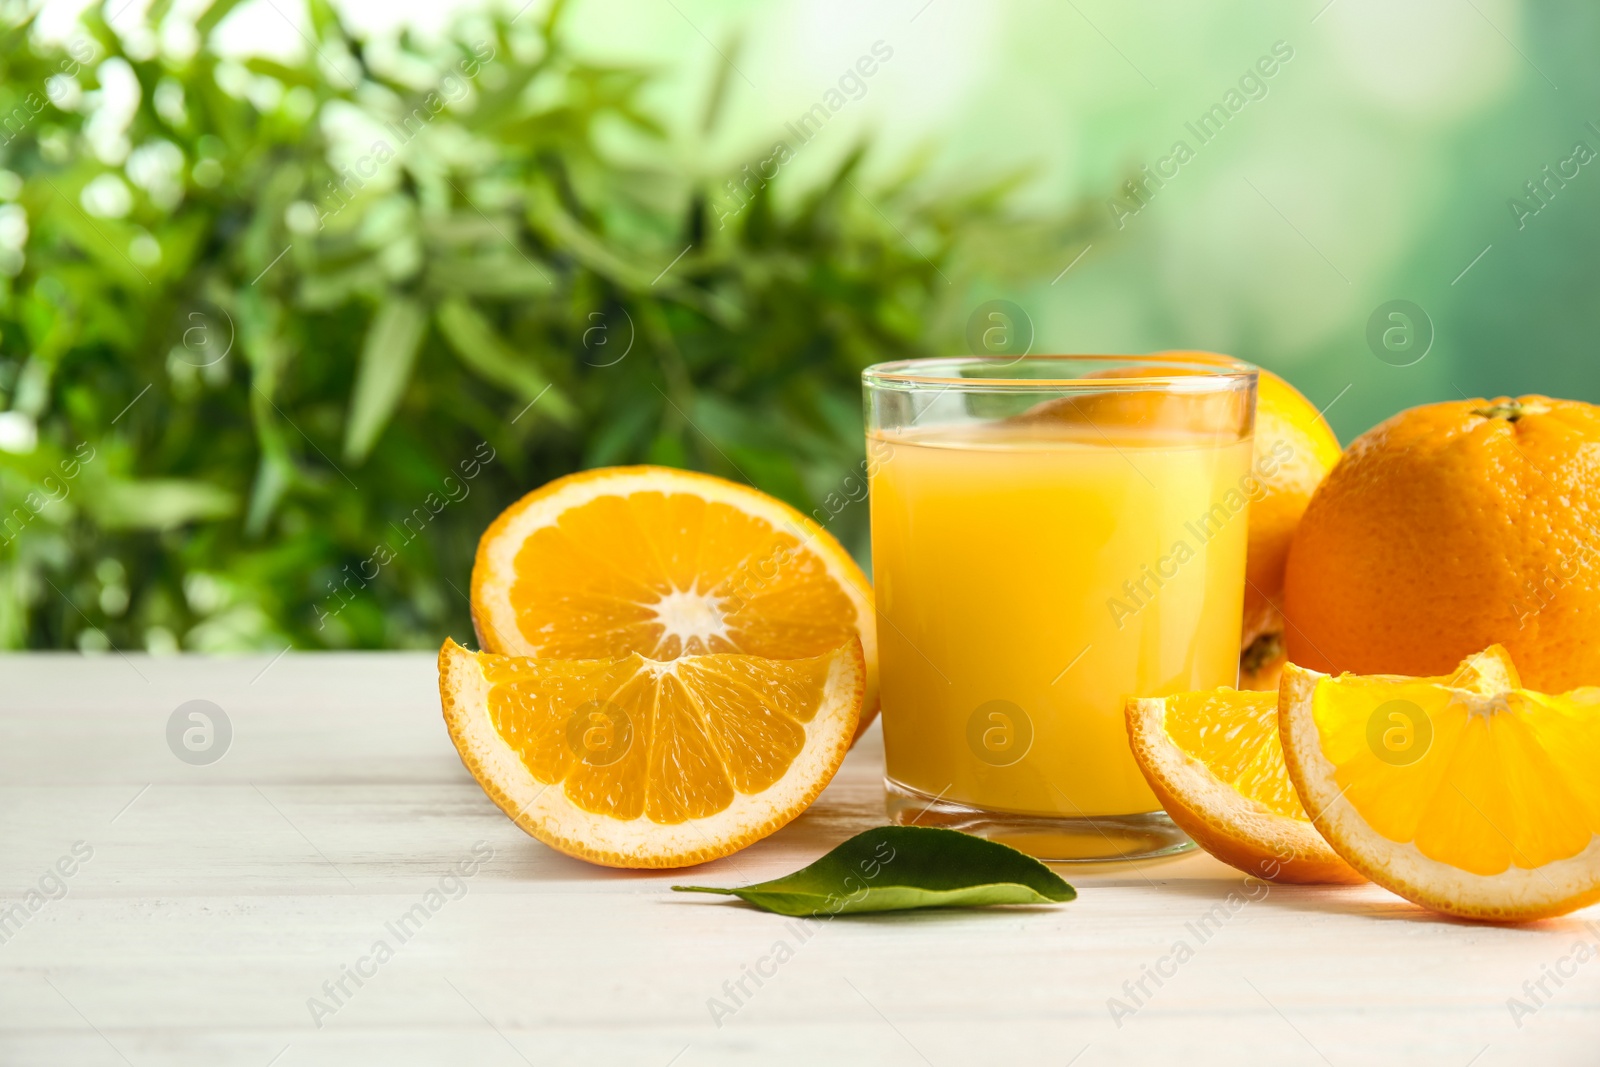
1126 645 1522 884
1128 688 1362 883
1280 648 1600 921
439 637 864 868
470 466 878 738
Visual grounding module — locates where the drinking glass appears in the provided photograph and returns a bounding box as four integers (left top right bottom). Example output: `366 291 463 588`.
863 354 1258 862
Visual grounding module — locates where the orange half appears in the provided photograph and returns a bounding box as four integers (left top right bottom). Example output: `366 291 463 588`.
470 466 878 738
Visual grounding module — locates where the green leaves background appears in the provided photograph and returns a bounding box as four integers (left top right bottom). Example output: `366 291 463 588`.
0 0 1096 651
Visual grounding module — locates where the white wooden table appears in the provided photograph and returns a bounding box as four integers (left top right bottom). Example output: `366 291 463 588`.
1 653 1595 1066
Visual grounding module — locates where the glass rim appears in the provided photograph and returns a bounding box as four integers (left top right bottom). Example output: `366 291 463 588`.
862 354 1258 392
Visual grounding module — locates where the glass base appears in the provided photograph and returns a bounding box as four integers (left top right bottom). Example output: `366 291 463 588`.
885 778 1196 864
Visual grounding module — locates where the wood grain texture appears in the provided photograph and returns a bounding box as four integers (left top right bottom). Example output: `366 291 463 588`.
0 653 1595 1066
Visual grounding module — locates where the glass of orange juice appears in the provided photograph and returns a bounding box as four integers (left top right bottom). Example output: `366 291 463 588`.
863 355 1258 862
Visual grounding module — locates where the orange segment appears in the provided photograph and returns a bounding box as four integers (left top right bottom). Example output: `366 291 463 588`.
677 655 830 793
439 637 865 868
1280 648 1600 921
471 466 878 737
1126 688 1362 884
1159 690 1304 817
645 672 733 823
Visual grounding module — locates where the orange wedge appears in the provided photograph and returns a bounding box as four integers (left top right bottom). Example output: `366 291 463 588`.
1280 647 1600 921
1126 645 1522 884
1128 688 1362 883
439 637 864 868
470 465 878 739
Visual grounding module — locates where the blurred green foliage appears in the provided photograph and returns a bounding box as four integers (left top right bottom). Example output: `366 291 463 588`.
0 0 1094 650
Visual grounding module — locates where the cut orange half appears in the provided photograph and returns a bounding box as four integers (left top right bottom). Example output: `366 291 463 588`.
439 637 865 868
1126 645 1522 884
470 466 878 739
1280 647 1600 921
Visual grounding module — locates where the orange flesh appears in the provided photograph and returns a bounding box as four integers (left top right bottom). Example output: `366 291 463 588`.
1162 690 1304 818
481 649 837 824
1310 679 1600 876
506 491 862 661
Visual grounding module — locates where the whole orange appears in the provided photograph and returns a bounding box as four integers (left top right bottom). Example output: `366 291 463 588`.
1283 396 1600 690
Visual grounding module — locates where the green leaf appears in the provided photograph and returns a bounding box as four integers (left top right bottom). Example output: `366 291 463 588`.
698 29 744 134
672 827 1076 917
344 296 427 464
196 0 249 37
435 297 574 423
242 57 321 89
83 480 238 531
306 0 345 42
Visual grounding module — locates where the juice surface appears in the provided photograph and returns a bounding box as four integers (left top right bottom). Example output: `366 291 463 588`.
869 421 1253 818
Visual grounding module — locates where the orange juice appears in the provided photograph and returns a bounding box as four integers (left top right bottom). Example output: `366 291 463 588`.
869 421 1253 819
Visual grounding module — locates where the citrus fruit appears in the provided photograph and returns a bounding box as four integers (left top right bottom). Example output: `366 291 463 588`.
1125 646 1519 883
438 636 865 868
470 465 878 738
1283 396 1600 692
1279 649 1600 921
1127 687 1361 883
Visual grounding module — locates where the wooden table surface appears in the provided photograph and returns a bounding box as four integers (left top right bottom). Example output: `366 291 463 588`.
1 652 1595 1066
